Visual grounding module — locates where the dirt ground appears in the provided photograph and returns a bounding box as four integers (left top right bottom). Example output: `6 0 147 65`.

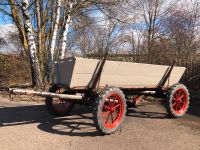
0 95 200 150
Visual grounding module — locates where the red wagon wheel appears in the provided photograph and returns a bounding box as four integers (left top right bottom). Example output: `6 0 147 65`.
101 93 124 128
166 83 189 118
51 97 72 113
94 87 126 135
127 95 143 108
45 86 74 117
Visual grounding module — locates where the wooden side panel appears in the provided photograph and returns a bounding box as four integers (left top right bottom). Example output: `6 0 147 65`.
99 61 185 87
70 57 99 87
54 57 76 86
54 57 186 88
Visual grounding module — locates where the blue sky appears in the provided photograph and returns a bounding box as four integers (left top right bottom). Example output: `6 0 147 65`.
0 4 12 25
0 14 12 25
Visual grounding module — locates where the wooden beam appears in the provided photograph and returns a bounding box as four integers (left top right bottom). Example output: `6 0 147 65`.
9 88 83 100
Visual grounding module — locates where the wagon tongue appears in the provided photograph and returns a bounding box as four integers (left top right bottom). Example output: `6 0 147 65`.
9 88 83 100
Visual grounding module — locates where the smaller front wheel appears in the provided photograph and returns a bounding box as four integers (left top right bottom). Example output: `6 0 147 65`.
166 83 190 118
93 87 126 135
127 95 143 108
45 86 74 117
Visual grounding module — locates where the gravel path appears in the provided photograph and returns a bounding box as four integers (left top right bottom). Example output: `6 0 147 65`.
0 95 200 150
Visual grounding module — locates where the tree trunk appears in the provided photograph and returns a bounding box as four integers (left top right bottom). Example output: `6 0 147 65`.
9 0 28 56
46 0 61 82
35 0 43 73
22 0 43 88
59 2 73 60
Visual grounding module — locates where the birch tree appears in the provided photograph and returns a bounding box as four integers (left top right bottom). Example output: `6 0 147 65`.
22 0 42 87
0 0 124 85
59 1 74 59
46 0 61 82
9 0 28 56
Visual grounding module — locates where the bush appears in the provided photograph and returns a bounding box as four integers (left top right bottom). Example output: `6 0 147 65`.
0 53 31 87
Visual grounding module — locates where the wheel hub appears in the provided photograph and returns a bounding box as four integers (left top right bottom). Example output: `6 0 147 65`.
110 107 115 112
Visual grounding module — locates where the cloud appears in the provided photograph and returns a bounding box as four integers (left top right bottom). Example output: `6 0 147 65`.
0 24 20 53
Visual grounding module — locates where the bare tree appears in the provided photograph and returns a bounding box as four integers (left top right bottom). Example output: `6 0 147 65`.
160 1 200 63
59 0 74 59
0 0 130 86
46 0 61 82
9 0 28 56
22 0 42 87
131 0 179 62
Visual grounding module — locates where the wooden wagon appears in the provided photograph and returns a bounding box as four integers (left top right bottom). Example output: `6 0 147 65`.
9 55 190 135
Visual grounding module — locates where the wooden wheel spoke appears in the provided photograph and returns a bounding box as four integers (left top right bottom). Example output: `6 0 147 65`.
173 98 178 102
105 113 110 124
177 102 182 110
110 112 114 123
113 104 120 110
172 102 177 108
102 111 110 118
175 102 179 110
179 94 185 99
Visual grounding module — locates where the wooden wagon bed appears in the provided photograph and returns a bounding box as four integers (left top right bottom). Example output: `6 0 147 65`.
54 57 186 90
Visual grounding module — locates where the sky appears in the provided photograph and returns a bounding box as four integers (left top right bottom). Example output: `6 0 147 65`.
0 15 12 25
0 0 197 25
0 0 199 54
0 3 12 25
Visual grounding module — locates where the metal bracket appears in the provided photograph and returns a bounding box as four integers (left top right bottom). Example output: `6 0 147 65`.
157 60 175 88
87 52 108 91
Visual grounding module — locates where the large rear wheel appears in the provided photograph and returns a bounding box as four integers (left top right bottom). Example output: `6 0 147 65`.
166 83 189 118
45 86 74 117
93 87 126 135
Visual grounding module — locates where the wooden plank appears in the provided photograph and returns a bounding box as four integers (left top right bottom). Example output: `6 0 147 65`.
9 88 83 100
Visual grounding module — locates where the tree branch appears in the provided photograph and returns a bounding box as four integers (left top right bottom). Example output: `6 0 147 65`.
0 8 12 17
